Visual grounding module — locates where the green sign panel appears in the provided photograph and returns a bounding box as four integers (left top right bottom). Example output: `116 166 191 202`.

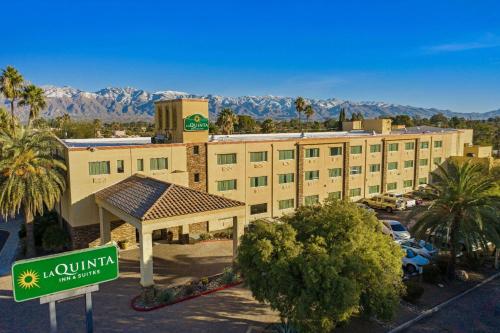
184 113 209 131
12 245 119 302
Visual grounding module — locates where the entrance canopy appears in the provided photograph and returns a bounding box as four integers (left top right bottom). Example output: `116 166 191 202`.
95 174 246 287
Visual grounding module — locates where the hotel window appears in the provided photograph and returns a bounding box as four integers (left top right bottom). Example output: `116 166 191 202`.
369 164 380 172
150 157 168 170
350 145 362 154
350 166 362 175
434 141 443 148
387 182 397 191
217 179 237 191
193 145 200 155
250 176 268 187
217 153 237 165
403 180 413 188
328 191 342 200
349 188 362 197
420 141 429 149
405 142 415 150
304 195 319 206
387 162 398 170
250 203 268 215
88 161 110 175
305 148 320 158
278 199 294 210
117 160 124 173
370 144 381 153
404 160 414 168
418 177 427 185
137 159 144 171
368 185 380 194
250 151 268 162
328 168 342 178
305 170 320 180
329 147 342 156
434 157 442 165
194 173 200 182
279 150 295 160
388 143 399 152
420 158 428 166
278 173 294 184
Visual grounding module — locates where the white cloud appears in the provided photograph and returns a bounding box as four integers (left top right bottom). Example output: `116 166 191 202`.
423 33 500 54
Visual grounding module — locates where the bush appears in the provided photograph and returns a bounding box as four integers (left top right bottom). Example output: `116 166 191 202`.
199 233 212 241
159 288 177 303
402 281 424 303
200 277 209 286
221 267 238 285
184 283 196 296
423 264 442 284
42 225 69 252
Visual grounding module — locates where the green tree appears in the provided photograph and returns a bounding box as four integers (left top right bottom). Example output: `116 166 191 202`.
0 127 67 257
0 66 24 127
429 113 448 127
238 199 405 332
392 115 414 127
93 118 102 137
411 160 500 280
19 84 46 128
0 107 16 133
261 118 276 133
294 97 306 131
234 114 256 133
338 107 346 130
304 104 314 128
351 111 364 121
216 108 239 135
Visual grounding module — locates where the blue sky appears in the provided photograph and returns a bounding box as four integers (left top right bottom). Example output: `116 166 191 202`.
3 0 500 113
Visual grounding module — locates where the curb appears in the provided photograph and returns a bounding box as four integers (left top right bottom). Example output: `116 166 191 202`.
388 271 500 333
131 281 243 312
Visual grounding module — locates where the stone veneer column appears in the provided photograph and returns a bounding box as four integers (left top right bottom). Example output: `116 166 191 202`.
342 142 350 199
381 139 388 192
414 138 421 190
296 144 304 206
186 143 207 192
70 220 136 249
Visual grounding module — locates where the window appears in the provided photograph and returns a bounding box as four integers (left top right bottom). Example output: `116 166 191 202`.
279 150 295 160
250 203 268 215
418 177 427 185
350 166 362 175
150 157 168 170
420 141 429 149
117 160 124 173
404 160 414 168
350 145 362 154
217 179 237 191
330 147 342 156
328 168 342 178
369 164 380 172
403 180 413 188
217 153 237 165
349 188 362 197
434 141 443 148
419 158 428 166
88 161 110 175
328 191 342 199
250 176 268 187
433 157 442 165
194 173 200 182
305 148 320 158
405 142 415 150
250 151 268 162
388 143 399 152
278 199 294 210
370 144 381 153
369 185 380 194
387 182 397 191
193 145 200 155
278 173 295 184
388 162 398 170
137 159 144 171
304 195 319 206
305 170 320 180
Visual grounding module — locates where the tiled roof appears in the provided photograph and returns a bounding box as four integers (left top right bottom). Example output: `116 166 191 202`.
95 175 244 221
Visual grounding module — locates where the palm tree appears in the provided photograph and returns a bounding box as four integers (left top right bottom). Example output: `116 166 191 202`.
0 66 24 127
216 108 239 135
411 160 500 280
304 105 314 128
0 127 67 257
93 118 102 137
19 84 46 128
294 97 305 131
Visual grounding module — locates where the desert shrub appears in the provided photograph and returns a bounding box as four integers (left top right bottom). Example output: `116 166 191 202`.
402 281 424 303
274 321 298 333
423 264 442 284
184 283 197 296
42 225 69 252
159 289 177 303
200 277 209 286
221 267 238 285
199 233 212 241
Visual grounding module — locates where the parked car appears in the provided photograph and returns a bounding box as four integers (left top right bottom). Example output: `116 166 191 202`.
363 195 406 213
400 239 439 258
402 248 430 274
355 202 375 214
384 192 416 208
381 220 411 241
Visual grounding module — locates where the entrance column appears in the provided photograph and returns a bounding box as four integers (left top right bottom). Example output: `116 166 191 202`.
232 215 245 259
99 206 111 245
139 230 154 288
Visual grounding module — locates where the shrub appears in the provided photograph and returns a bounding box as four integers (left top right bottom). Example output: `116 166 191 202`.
423 264 442 284
200 277 209 286
402 281 424 303
221 267 238 285
159 289 177 303
199 233 212 241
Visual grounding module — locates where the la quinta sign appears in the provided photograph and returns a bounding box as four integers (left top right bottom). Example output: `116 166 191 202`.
184 113 209 131
12 245 119 302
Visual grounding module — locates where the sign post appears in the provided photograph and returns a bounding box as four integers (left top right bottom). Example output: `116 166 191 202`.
12 245 119 332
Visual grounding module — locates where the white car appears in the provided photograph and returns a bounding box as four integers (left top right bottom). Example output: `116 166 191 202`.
384 193 416 208
400 239 439 259
403 248 430 274
381 220 411 241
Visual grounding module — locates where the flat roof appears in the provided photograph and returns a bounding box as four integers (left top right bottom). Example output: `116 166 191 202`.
62 137 152 148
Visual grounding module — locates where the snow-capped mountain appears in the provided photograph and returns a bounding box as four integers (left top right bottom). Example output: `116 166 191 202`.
1 86 498 121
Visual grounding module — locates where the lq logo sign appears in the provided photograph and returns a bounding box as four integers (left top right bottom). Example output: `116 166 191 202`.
12 245 119 302
184 114 209 131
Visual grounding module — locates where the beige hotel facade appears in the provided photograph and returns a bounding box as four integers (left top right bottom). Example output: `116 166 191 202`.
56 98 475 250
